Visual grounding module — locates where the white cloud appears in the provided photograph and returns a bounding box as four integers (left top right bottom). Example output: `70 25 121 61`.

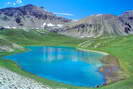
54 12 74 16
16 0 23 4
7 0 23 6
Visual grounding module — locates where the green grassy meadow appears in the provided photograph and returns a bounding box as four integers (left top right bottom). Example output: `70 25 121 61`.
0 29 133 89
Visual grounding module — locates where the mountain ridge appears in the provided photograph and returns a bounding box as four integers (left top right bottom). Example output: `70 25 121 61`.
0 4 133 38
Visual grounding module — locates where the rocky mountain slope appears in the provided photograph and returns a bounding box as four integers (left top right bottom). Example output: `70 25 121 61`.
0 4 133 38
60 11 133 38
0 4 71 30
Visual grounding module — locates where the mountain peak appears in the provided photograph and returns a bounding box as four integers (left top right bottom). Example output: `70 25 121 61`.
0 4 56 18
21 4 42 10
0 4 71 30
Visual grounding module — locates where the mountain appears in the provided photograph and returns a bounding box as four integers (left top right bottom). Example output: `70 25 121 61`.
0 4 71 30
0 4 133 38
60 12 133 38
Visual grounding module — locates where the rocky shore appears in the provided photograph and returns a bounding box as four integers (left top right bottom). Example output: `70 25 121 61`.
0 67 52 89
99 55 125 85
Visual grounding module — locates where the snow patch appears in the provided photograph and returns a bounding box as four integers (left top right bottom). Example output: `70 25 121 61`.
47 23 55 27
43 23 46 26
41 22 47 27
57 24 63 27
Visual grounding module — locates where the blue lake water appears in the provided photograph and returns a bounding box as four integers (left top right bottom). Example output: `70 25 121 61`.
3 46 106 87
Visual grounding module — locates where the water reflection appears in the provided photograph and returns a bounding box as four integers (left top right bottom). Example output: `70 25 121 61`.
41 47 103 66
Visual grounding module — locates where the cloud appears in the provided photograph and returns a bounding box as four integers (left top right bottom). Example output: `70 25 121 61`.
7 0 23 6
16 0 23 4
54 12 74 16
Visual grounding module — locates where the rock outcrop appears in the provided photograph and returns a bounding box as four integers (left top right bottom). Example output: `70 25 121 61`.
100 55 125 84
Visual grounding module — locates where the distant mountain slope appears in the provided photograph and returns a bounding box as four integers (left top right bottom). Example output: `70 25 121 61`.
60 12 133 38
0 4 71 30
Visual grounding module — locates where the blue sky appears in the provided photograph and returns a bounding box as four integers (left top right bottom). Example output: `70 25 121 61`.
0 0 133 19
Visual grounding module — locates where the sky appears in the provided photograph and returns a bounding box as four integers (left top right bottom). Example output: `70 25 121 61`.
0 0 133 19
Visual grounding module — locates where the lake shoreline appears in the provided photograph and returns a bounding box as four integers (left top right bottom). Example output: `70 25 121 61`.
0 46 127 89
78 48 125 87
99 55 125 85
78 48 109 55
